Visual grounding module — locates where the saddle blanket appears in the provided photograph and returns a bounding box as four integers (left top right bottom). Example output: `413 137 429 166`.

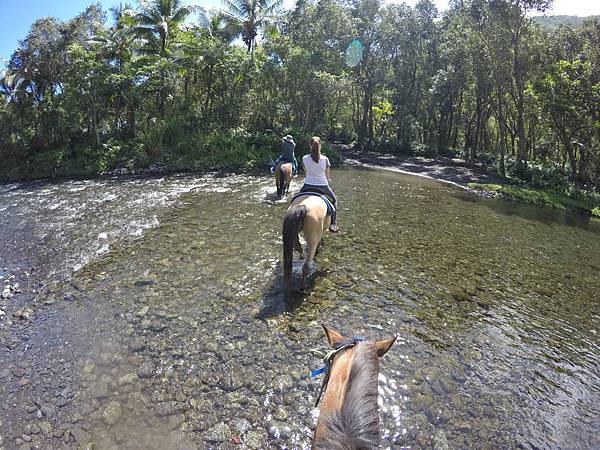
290 192 335 217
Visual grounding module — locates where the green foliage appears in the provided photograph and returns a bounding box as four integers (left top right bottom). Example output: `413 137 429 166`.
0 0 598 192
469 182 600 216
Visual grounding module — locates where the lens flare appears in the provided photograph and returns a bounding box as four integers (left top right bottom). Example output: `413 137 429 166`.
345 39 363 68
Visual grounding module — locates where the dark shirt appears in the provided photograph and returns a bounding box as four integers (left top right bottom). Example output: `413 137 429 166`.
280 141 296 161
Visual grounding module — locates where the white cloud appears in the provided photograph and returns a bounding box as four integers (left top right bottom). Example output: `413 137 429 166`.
545 0 600 16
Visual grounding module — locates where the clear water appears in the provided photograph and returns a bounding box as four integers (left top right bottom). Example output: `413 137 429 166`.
0 168 599 449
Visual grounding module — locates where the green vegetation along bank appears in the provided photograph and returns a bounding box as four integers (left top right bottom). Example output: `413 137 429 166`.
469 182 600 217
1 0 599 189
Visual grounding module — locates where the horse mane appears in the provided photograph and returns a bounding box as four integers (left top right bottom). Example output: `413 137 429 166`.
314 344 381 450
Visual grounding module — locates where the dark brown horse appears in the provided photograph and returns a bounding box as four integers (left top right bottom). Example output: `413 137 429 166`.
275 162 293 199
312 325 396 450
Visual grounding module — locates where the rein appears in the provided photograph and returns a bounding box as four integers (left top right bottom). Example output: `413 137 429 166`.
311 337 365 407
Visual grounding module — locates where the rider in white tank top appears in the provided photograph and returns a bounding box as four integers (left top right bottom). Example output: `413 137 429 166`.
302 154 330 186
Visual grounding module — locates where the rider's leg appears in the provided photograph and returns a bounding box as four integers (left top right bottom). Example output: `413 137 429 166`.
321 185 338 225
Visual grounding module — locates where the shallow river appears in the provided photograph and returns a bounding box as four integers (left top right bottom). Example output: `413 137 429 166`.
0 168 599 449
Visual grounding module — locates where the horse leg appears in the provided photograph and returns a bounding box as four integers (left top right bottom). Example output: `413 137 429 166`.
285 170 292 196
302 232 321 284
293 233 302 255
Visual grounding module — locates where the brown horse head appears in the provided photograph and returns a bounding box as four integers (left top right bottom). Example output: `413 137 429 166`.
312 325 396 450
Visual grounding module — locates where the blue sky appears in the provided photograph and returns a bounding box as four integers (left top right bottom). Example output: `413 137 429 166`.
0 0 221 66
2 0 600 68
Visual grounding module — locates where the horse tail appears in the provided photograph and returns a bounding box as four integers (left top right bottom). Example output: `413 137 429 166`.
283 204 307 279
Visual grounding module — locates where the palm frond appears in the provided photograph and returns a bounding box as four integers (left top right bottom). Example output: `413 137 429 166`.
221 0 245 18
171 5 203 25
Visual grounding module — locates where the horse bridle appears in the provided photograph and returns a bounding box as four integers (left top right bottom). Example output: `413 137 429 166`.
312 337 366 407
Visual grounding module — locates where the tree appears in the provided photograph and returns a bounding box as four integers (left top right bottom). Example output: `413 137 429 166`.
221 0 283 52
135 0 201 57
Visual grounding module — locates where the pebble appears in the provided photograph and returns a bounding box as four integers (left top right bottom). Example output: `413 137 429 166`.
38 422 52 435
273 407 289 422
102 401 122 426
155 401 187 417
433 429 449 450
128 339 146 352
137 362 155 379
11 367 26 378
244 430 268 449
117 373 139 386
204 422 232 443
231 418 251 436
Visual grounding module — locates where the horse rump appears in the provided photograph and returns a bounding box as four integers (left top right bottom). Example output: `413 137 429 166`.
282 204 307 279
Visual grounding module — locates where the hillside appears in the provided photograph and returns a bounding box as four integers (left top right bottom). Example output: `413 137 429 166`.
533 15 599 30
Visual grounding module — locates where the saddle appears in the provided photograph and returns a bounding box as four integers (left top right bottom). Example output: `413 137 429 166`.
291 192 335 217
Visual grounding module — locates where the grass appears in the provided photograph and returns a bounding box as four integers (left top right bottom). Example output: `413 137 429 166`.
469 182 600 217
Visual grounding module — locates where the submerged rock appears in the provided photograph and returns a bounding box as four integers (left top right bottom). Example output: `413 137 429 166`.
137 362 155 379
204 422 232 443
102 401 122 426
433 429 449 450
117 373 139 386
155 401 187 417
244 430 268 449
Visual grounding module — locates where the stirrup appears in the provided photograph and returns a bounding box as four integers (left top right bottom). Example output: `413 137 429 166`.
329 224 340 233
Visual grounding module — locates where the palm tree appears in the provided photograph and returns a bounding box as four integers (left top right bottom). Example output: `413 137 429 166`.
110 3 136 30
220 0 283 52
135 0 202 57
0 69 23 103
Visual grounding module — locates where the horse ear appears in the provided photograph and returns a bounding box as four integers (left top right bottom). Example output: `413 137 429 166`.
375 336 396 357
322 324 347 348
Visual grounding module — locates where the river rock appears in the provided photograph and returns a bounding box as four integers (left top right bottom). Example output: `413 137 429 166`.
117 373 139 386
38 421 52 435
231 418 251 436
128 339 146 352
273 407 288 422
204 422 232 443
433 429 449 450
272 374 294 392
244 430 268 449
156 401 187 417
268 420 292 440
102 401 122 426
137 362 155 379
11 367 26 378
89 381 108 399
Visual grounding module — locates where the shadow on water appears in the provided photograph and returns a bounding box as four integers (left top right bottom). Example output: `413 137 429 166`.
256 261 327 319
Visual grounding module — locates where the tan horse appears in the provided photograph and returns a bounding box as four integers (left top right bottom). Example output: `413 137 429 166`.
282 194 331 283
312 325 396 450
275 162 293 200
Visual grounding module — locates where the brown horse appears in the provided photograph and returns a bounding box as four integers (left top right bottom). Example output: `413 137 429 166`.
282 194 331 284
312 325 396 450
275 162 293 200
